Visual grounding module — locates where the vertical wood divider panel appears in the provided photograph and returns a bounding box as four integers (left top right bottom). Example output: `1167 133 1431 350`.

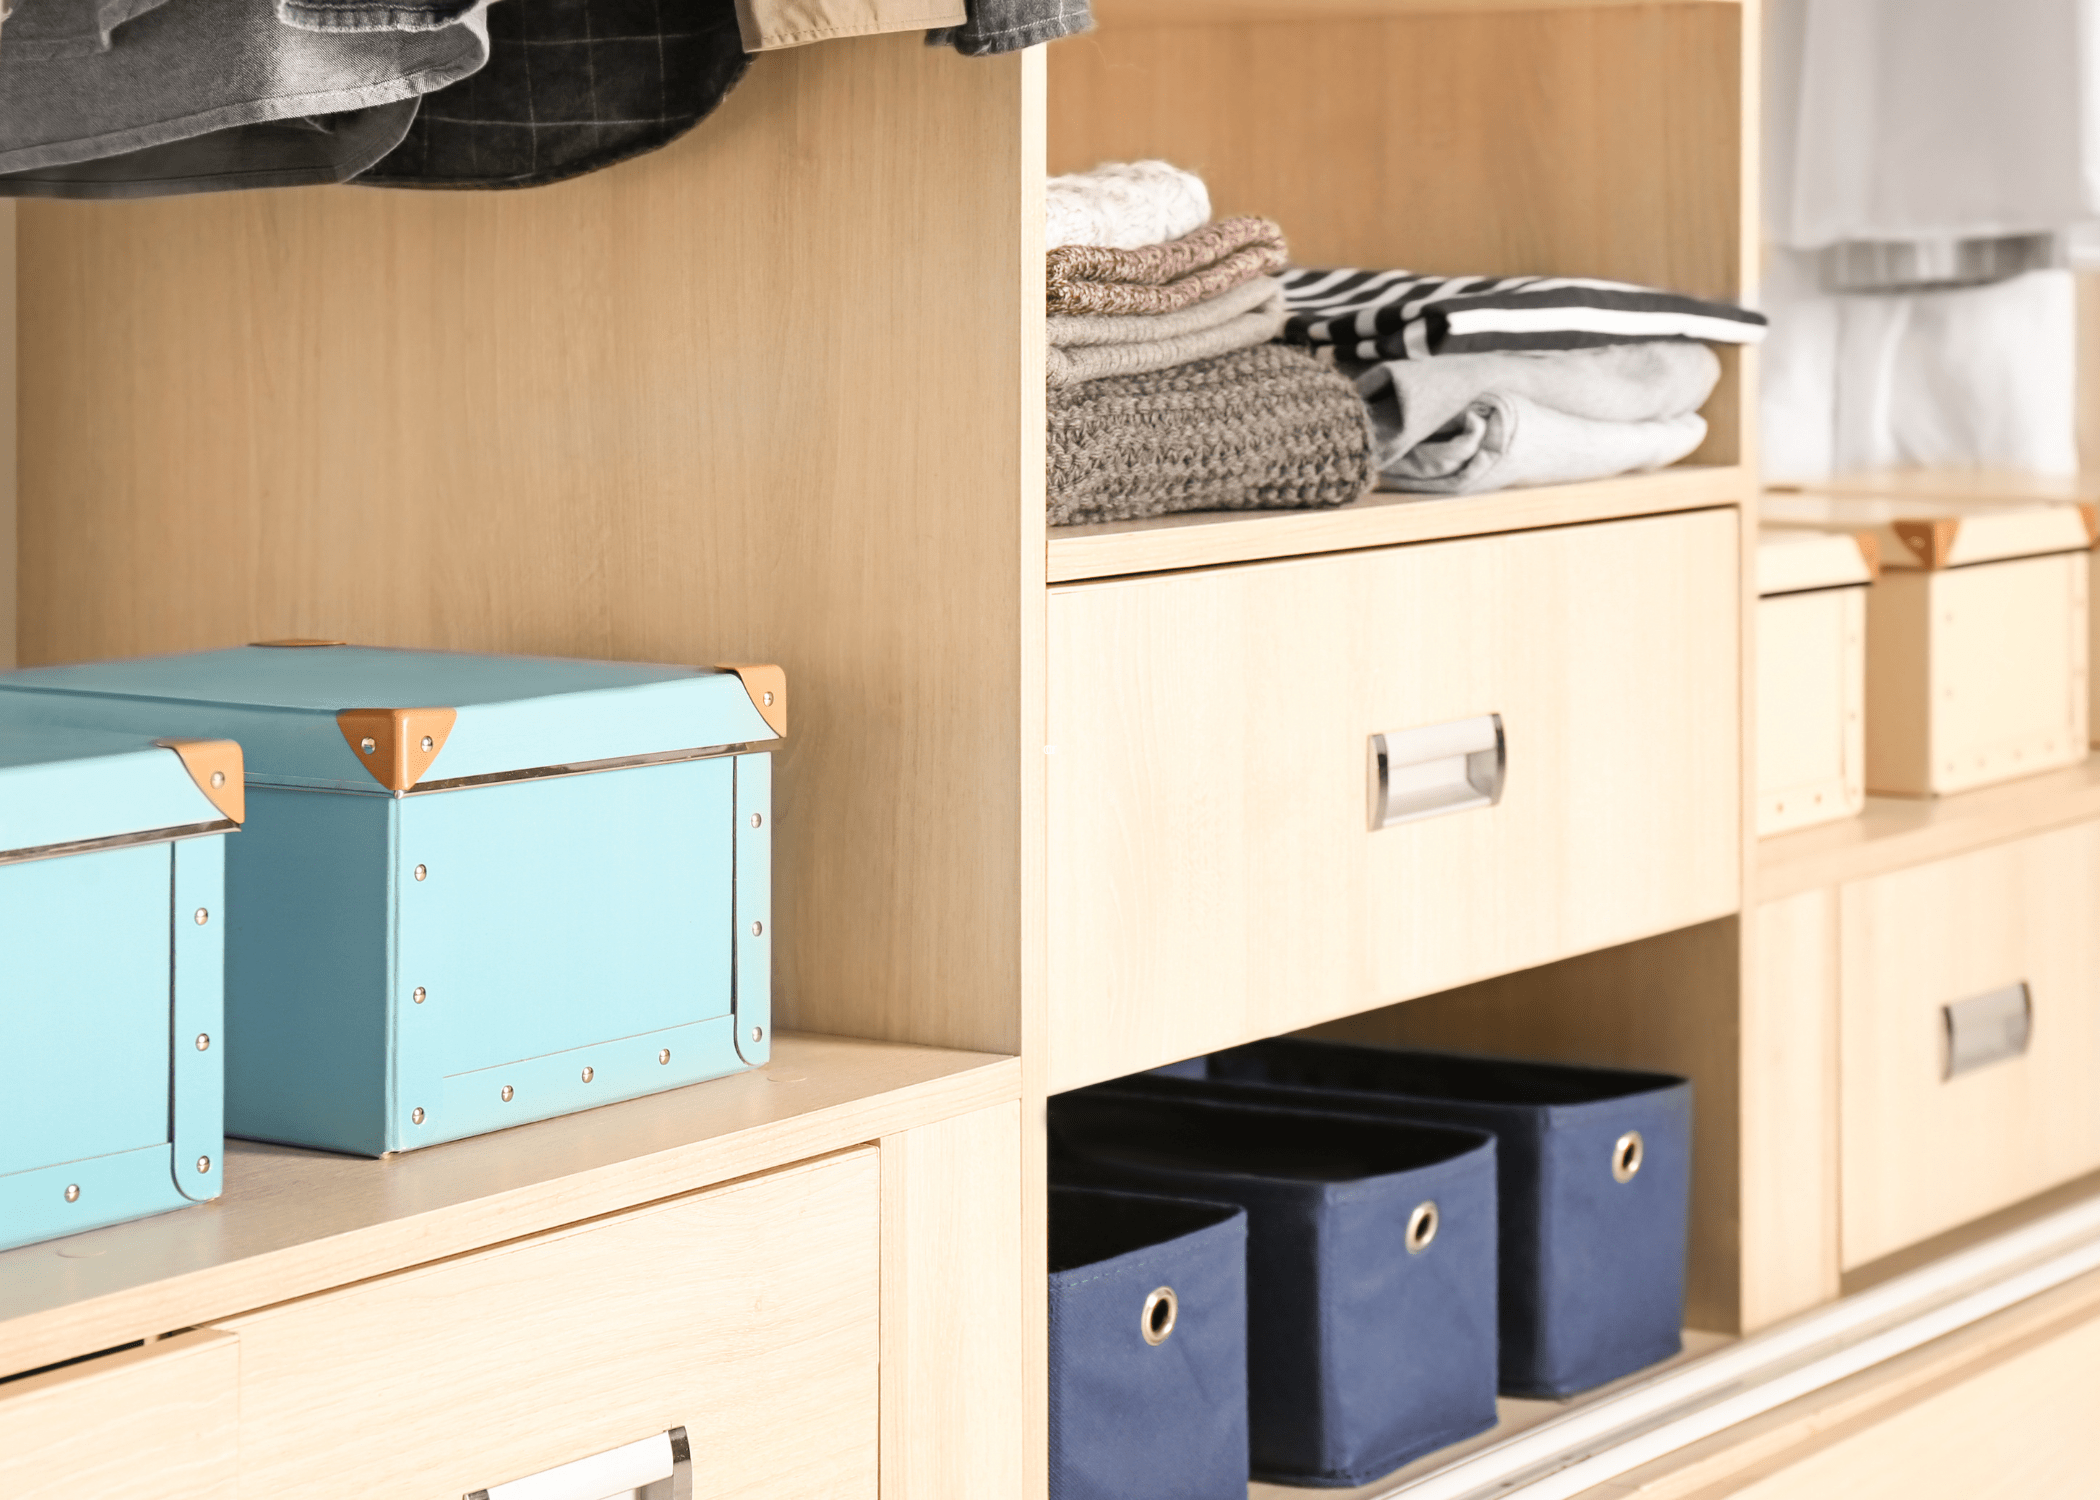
881 1103 1026 1500
1 200 14 670
1015 45 1052 1500
1314 918 1745 1334
15 35 1034 1062
1743 890 1841 1328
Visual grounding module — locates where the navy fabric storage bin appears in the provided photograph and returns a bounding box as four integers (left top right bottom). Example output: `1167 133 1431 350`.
1048 1188 1249 1500
1201 1038 1692 1397
1050 1089 1499 1488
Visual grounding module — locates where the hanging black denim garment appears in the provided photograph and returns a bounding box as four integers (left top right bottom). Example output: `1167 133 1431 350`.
357 0 751 190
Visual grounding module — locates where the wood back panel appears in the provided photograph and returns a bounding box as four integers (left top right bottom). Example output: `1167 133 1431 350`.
16 37 1041 1056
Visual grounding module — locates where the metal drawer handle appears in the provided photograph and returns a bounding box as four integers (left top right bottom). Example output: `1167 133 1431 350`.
466 1426 690 1500
1369 714 1506 830
1944 982 2033 1080
1142 1285 1179 1345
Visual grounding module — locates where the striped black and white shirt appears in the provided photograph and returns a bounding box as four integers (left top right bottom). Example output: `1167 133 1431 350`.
1281 268 1767 360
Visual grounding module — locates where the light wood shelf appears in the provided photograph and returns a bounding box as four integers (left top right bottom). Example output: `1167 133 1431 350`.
1757 753 2100 902
1094 0 1741 23
1047 465 1747 584
0 1031 1017 1380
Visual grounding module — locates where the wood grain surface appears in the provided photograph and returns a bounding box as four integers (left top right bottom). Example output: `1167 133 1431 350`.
219 1149 880 1500
0 1329 237 1500
16 35 1042 1062
0 1032 1013 1381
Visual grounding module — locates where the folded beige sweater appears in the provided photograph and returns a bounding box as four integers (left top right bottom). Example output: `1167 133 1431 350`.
1047 278 1287 387
1046 215 1289 316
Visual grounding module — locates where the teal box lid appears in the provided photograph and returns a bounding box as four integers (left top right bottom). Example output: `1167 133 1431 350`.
0 724 243 857
0 645 785 794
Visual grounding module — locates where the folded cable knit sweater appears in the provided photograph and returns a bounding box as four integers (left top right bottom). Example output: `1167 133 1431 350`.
1045 159 1211 251
1047 216 1289 316
1047 278 1286 387
1048 344 1375 526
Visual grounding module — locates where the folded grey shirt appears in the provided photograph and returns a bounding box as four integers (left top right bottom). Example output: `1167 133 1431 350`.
0 0 489 177
1378 394 1708 497
1354 340 1721 474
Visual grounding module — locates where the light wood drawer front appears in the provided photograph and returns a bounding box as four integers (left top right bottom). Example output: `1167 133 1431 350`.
1712 1305 2100 1500
0 1328 238 1500
1840 823 2100 1268
1047 508 1741 1092
218 1148 880 1500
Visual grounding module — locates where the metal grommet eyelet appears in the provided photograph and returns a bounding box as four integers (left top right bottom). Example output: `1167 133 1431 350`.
1141 1286 1178 1346
1613 1130 1645 1184
1406 1201 1439 1254
411 1106 426 1125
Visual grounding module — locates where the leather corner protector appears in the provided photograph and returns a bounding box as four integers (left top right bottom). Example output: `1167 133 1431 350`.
2077 503 2099 547
715 663 787 738
156 739 246 824
1892 518 1959 570
1851 529 1883 582
336 707 459 792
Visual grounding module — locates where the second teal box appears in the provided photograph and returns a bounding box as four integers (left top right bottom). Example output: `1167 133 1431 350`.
0 645 783 1157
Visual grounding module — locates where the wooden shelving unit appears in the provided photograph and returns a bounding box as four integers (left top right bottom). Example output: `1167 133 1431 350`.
9 2 2100 1497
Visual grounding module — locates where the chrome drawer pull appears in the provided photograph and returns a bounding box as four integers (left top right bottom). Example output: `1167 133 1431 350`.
466 1426 691 1500
1368 714 1506 830
1943 982 2033 1080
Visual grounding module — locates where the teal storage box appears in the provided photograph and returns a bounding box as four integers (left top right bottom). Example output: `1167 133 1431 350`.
0 645 784 1157
1 725 237 1250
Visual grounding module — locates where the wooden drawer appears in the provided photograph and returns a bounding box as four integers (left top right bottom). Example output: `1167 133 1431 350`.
1047 508 1741 1092
217 1147 880 1500
0 1329 238 1500
1840 823 2100 1268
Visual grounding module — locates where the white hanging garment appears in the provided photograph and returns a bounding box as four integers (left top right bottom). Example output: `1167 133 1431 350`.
1777 0 2100 249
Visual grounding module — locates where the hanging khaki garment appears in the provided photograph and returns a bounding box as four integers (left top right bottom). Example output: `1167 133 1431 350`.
733 0 961 51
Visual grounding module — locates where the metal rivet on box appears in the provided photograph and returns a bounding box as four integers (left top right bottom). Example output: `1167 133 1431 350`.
210 770 226 788
750 1025 765 1044
501 1085 514 1102
360 737 377 754
420 736 434 752
64 1184 80 1203
658 1049 671 1065
750 920 764 937
196 1155 211 1174
195 1033 210 1052
581 1066 595 1083
762 691 775 706
750 813 763 829
413 864 427 882
411 1107 426 1125
412 987 426 1005
193 908 209 926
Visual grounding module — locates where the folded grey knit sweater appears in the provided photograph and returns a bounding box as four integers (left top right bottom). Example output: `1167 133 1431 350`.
1048 344 1375 526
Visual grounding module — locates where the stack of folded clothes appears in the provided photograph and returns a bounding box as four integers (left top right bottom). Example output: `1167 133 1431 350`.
1281 269 1769 496
1046 162 1375 526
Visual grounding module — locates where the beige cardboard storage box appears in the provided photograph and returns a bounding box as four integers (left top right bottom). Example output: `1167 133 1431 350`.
1755 527 1876 836
1764 494 2091 797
